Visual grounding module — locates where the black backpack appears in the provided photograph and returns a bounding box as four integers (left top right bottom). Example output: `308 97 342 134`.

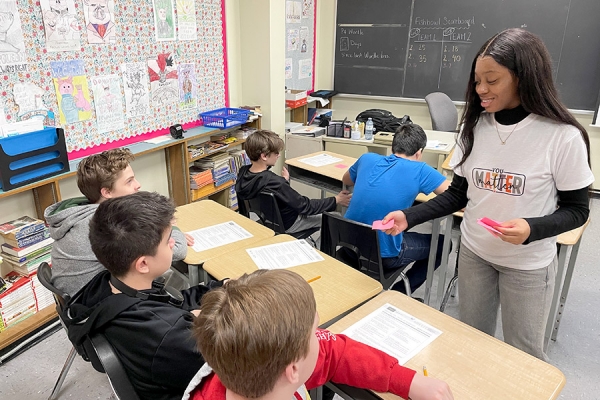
356 109 412 133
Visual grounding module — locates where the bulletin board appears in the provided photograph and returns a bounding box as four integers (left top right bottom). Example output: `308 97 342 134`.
284 0 316 92
0 0 228 159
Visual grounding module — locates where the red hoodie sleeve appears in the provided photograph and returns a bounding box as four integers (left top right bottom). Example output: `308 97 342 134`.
305 330 416 399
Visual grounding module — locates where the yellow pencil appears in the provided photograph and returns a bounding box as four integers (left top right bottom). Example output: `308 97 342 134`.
423 366 428 376
306 276 321 284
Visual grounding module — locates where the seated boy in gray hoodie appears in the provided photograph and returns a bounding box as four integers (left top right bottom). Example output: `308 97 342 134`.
44 148 192 297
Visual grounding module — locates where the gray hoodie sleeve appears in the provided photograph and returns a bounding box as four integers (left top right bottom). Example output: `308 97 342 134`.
171 227 188 261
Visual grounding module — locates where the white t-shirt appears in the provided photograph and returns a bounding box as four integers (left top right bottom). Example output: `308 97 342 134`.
450 113 594 270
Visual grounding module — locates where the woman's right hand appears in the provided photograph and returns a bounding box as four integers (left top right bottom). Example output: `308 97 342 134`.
381 211 408 236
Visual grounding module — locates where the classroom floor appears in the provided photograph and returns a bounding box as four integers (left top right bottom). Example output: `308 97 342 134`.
1 199 599 399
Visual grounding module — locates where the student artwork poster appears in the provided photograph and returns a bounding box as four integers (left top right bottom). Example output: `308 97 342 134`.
50 60 92 125
0 0 27 71
148 53 178 107
177 63 197 110
40 0 80 52
153 0 175 42
82 0 117 44
176 0 197 41
122 62 151 118
90 74 125 134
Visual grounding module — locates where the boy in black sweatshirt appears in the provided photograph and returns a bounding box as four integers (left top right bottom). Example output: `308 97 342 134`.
235 130 351 244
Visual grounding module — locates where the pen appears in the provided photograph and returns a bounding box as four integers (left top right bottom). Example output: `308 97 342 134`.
423 366 428 376
306 275 321 284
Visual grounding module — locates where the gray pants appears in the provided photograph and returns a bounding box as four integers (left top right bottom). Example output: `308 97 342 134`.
286 214 323 247
458 243 556 361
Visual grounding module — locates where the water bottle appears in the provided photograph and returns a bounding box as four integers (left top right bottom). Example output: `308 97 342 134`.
365 117 374 140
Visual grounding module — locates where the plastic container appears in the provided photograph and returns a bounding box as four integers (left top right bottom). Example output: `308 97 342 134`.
0 127 70 191
351 121 361 140
199 108 251 129
365 118 374 140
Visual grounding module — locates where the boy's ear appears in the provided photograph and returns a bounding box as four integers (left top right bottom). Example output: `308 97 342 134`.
134 256 150 274
259 153 269 161
283 361 302 386
100 186 112 199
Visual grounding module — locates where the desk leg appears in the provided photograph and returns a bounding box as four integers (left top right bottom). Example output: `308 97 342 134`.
437 154 445 172
551 240 581 341
188 264 200 286
435 215 454 309
424 217 441 305
544 244 569 351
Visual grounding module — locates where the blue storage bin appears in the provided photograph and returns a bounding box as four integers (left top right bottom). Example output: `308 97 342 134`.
199 108 251 129
0 127 70 191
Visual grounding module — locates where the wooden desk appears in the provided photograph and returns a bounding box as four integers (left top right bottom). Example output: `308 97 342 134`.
175 200 274 285
202 234 383 326
285 151 356 195
545 219 590 350
327 291 565 400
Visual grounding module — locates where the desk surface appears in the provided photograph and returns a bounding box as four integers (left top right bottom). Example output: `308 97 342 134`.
285 151 357 181
176 200 274 265
327 291 565 400
202 234 383 325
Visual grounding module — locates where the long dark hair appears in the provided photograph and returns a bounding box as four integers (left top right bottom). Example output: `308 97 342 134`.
457 28 591 167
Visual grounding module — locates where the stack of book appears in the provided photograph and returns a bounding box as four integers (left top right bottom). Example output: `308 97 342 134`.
0 272 36 332
0 216 53 276
228 149 251 176
194 153 236 187
230 126 257 140
189 166 215 190
227 186 238 209
30 272 55 311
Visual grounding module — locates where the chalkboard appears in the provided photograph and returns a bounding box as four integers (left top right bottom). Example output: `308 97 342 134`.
334 0 600 111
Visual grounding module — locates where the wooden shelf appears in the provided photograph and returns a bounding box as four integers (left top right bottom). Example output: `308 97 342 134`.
190 180 234 202
188 139 246 163
0 306 57 350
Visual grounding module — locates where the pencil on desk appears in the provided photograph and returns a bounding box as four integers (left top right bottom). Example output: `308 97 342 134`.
306 275 321 284
423 366 428 376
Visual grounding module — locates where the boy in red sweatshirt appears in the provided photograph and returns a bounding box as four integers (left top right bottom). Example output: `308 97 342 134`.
183 269 453 400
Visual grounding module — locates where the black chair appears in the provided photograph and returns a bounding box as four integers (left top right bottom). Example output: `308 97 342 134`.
239 191 319 240
37 263 140 400
320 212 411 294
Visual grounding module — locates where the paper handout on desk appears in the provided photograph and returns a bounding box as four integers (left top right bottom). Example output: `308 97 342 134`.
299 153 343 167
246 239 324 270
342 303 442 365
188 221 253 252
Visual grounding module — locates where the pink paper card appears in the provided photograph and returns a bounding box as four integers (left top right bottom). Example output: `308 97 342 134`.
477 217 502 235
335 164 348 168
372 220 394 230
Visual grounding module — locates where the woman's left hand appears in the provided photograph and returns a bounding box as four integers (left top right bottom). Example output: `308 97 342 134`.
495 218 530 245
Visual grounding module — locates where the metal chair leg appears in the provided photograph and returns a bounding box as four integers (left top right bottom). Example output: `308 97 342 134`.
401 273 412 297
48 346 77 400
439 273 458 312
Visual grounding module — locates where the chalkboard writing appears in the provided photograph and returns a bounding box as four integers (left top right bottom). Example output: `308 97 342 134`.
334 0 600 111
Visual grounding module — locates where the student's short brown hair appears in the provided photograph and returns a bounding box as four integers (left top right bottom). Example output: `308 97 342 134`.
77 148 135 203
193 269 316 398
244 130 285 161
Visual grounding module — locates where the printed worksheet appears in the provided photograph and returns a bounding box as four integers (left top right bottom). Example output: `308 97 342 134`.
246 239 323 270
299 153 343 167
188 221 253 252
342 303 442 365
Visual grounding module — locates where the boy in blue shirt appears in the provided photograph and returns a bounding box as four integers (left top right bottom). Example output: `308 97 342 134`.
342 124 449 293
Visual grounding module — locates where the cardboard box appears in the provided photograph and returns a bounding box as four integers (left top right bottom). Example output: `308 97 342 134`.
285 90 308 109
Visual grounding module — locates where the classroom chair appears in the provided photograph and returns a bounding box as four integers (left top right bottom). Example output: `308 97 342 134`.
239 191 319 241
320 212 411 294
37 263 141 400
424 92 459 132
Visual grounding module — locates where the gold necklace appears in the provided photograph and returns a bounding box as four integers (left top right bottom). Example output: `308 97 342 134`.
495 119 519 145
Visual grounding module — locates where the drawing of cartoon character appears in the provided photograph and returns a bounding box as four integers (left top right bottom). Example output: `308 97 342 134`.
102 85 116 112
83 0 115 44
75 84 91 111
58 78 90 124
44 0 79 41
148 53 177 84
154 0 173 38
127 71 145 105
0 12 19 53
182 70 192 103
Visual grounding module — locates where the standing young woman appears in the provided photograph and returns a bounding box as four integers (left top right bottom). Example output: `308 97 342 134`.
382 28 594 360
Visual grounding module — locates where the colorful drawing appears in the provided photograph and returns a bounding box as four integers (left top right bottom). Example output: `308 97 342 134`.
148 53 178 106
153 0 175 42
90 74 125 134
82 0 117 44
40 0 80 52
177 63 196 109
176 0 197 41
51 60 92 125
